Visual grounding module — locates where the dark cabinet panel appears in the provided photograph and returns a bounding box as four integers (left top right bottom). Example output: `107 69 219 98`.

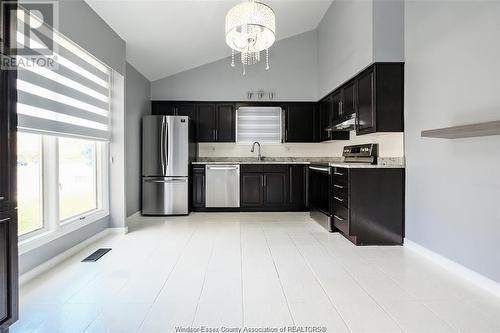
342 82 356 116
0 70 15 212
285 103 316 142
176 104 197 119
263 173 287 207
0 210 17 329
216 104 235 142
192 167 205 209
151 101 176 115
240 174 263 207
356 68 375 134
288 165 307 210
356 63 404 135
331 91 342 122
196 104 216 142
319 97 331 141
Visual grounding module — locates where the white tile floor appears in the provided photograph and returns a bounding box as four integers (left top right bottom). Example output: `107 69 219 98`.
12 212 500 333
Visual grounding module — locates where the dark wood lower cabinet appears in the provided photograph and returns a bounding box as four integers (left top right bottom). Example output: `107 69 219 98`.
240 173 263 208
191 166 205 209
193 164 307 212
263 173 287 207
0 210 18 332
331 167 404 245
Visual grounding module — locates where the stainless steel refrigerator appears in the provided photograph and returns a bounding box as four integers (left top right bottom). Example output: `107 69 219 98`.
142 115 195 215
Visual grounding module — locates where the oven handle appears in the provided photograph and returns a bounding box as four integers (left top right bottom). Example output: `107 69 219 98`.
309 166 330 173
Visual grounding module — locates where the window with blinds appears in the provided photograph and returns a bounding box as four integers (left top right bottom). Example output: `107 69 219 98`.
16 8 112 141
236 107 282 143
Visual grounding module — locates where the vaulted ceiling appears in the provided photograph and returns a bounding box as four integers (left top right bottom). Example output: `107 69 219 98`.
85 0 333 81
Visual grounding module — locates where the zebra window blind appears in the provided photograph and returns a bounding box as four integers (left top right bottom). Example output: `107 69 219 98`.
236 107 283 143
16 8 112 141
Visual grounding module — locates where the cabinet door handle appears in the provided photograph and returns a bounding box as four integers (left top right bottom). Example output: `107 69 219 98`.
333 215 344 221
0 196 4 201
0 217 10 224
333 172 344 176
333 184 344 189
334 196 344 202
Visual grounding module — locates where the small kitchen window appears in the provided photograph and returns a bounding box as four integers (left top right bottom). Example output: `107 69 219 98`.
236 107 282 143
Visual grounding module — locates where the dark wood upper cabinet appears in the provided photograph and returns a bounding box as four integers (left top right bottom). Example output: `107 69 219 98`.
319 97 332 142
357 69 375 134
176 104 197 119
215 104 235 142
331 91 342 122
342 81 356 116
196 103 216 142
151 101 176 115
356 63 404 135
284 103 316 142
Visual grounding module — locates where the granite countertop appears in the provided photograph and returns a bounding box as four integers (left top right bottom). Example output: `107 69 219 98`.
192 157 405 168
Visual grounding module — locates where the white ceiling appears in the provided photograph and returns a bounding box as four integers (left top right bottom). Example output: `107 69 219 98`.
85 0 333 81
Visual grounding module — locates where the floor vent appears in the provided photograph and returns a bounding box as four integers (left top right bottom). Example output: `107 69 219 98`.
82 248 111 262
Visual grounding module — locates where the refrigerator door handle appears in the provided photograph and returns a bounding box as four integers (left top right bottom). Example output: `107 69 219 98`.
144 178 187 183
160 117 166 174
164 120 169 169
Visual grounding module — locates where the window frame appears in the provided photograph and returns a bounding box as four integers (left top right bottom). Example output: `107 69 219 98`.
17 132 46 242
17 132 109 250
235 106 283 144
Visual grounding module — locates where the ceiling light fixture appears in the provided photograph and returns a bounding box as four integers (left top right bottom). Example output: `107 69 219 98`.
225 0 276 75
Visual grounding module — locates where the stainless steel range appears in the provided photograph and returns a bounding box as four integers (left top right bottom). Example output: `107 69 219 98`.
309 143 379 232
342 143 378 164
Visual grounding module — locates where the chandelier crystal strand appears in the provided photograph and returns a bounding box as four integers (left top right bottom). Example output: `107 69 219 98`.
225 0 276 74
266 48 269 70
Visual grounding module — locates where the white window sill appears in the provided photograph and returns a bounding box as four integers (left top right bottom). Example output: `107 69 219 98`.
18 210 109 255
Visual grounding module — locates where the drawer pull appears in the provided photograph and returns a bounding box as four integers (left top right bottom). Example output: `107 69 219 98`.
334 196 344 202
334 172 344 176
333 184 344 189
0 196 4 201
0 217 10 223
333 215 344 221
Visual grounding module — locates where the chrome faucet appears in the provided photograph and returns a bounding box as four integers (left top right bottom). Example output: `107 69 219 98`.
251 141 262 161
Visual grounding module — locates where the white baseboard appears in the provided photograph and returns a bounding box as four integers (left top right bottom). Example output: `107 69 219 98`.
108 227 129 235
405 239 500 298
19 228 111 286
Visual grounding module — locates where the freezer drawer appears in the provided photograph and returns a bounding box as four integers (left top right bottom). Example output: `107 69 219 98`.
205 165 240 208
142 177 188 215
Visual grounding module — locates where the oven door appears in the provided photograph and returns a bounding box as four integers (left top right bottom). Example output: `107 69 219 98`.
309 165 332 231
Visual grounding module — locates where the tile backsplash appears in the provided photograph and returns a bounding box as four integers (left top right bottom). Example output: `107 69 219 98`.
199 132 404 158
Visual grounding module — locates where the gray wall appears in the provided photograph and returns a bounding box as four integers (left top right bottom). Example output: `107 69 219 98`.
20 0 126 274
317 0 404 98
58 0 126 75
405 0 500 283
20 217 110 274
125 63 151 217
151 30 318 101
317 0 373 98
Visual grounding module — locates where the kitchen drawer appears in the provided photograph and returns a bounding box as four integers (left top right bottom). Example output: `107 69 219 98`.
332 207 349 235
332 190 348 208
332 167 348 181
241 164 264 173
263 164 287 173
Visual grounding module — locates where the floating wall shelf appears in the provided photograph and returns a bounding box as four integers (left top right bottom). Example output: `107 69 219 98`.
421 120 500 139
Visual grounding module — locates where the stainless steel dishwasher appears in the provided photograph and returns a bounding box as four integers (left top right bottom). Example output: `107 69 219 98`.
205 164 240 208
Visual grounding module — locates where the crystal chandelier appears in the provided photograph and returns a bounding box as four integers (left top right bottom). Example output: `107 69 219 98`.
225 0 276 75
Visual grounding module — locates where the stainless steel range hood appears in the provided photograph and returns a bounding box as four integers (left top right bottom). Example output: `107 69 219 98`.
326 113 357 132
